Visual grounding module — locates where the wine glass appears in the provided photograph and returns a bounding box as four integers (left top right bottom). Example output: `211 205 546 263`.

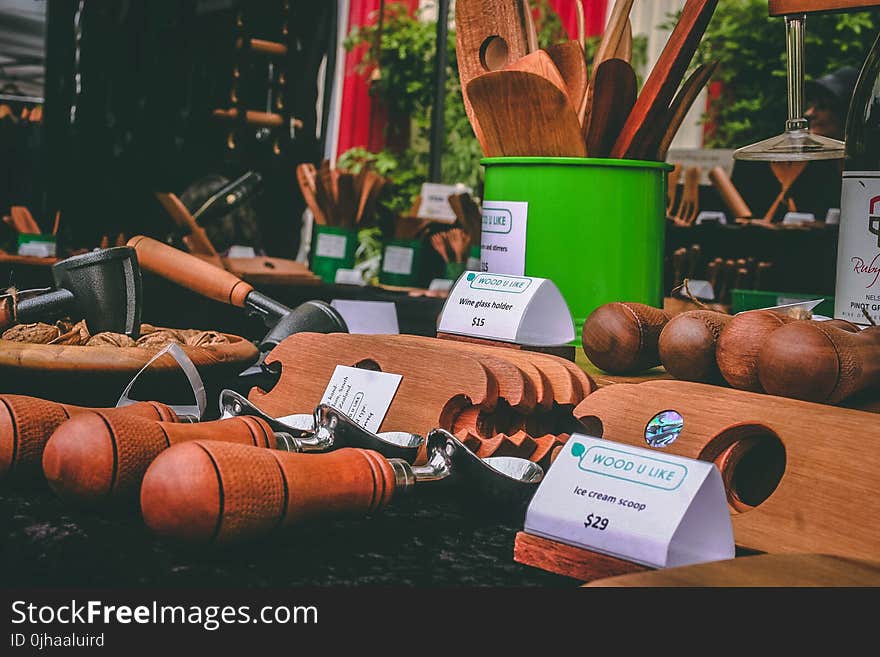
734 14 845 161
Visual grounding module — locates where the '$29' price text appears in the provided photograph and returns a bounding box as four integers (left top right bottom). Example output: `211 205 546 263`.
584 513 609 531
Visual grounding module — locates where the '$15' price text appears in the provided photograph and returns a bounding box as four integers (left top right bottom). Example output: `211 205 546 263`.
472 317 485 327
584 513 609 531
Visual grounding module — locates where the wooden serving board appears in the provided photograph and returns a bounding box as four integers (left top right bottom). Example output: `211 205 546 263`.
251 333 499 436
223 257 321 286
572 380 880 561
585 553 880 587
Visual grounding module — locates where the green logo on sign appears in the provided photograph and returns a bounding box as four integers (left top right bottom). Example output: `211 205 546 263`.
467 273 476 281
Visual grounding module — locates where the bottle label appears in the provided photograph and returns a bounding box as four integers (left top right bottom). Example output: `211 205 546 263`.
835 173 880 325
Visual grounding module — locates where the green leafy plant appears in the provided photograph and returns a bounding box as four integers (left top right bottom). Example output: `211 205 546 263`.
691 0 878 148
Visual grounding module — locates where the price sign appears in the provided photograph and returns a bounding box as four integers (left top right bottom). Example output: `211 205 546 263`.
524 435 734 569
437 271 574 346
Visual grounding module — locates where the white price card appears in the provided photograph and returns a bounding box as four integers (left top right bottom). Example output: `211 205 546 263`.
437 271 574 346
524 436 734 569
417 182 470 223
331 299 399 334
480 200 528 275
319 365 402 433
227 244 257 258
382 245 415 275
315 232 348 259
334 269 366 286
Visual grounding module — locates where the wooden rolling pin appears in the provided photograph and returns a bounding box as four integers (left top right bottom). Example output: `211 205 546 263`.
42 413 276 504
716 311 858 392
658 310 731 383
758 323 880 404
581 302 671 374
0 395 179 481
141 442 396 543
708 166 751 220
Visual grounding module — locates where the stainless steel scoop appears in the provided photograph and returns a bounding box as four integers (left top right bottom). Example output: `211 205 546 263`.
218 389 424 463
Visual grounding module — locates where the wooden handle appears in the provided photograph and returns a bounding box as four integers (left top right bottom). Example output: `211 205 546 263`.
582 302 672 374
758 324 880 403
127 235 253 307
0 395 177 481
141 442 397 543
154 192 218 256
42 414 274 504
709 166 751 219
717 311 859 392
658 310 731 383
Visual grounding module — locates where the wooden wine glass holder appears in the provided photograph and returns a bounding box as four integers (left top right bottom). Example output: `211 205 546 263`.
436 332 576 362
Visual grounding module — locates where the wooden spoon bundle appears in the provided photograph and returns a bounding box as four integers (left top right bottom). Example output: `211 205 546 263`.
296 160 386 228
249 333 593 467
458 0 720 161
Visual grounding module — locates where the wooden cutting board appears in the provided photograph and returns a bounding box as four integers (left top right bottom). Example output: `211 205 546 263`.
251 333 499 436
572 380 880 561
222 256 321 286
585 553 880 587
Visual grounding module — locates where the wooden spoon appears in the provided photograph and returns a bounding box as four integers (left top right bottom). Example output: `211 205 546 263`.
585 58 637 158
580 0 634 127
612 0 719 159
545 41 589 117
467 70 587 158
455 0 529 152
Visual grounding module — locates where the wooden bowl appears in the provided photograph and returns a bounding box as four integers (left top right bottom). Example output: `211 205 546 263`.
0 334 258 407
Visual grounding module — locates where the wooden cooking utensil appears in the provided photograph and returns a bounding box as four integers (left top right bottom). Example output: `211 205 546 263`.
296 163 327 225
455 0 529 151
709 165 752 220
585 554 880 587
42 413 278 504
763 161 807 223
675 166 701 225
0 395 179 480
581 302 672 374
615 18 633 63
545 41 589 118
584 58 637 158
521 0 538 53
573 379 880 560
611 0 719 158
504 50 569 99
658 310 731 383
649 61 719 161
758 323 880 404
155 192 219 259
580 0 634 127
466 70 587 157
575 0 586 48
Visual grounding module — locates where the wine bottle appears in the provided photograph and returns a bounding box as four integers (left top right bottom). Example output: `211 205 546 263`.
835 30 880 326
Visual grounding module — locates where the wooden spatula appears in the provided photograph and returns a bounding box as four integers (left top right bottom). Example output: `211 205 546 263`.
585 58 637 158
455 0 529 152
545 41 589 118
612 0 719 159
522 0 538 53
296 163 327 225
467 70 587 158
615 18 633 63
504 50 571 109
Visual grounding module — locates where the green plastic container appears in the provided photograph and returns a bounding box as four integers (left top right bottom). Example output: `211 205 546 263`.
310 226 358 283
481 157 672 339
379 238 425 287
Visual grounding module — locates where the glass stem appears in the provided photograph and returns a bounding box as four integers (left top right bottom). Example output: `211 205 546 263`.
785 14 808 131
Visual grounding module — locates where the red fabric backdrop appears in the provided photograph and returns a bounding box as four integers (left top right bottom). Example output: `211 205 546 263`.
335 1 608 159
